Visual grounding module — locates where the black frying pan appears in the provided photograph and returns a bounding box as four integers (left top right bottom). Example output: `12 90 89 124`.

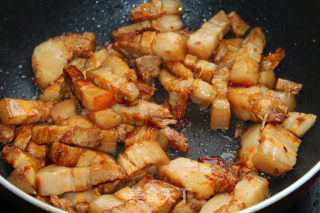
0 0 320 212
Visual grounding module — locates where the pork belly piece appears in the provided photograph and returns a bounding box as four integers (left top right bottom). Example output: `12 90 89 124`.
112 100 177 128
190 78 217 109
161 126 189 152
275 78 303 95
27 141 47 161
37 164 123 196
114 31 187 62
159 69 193 118
90 108 122 129
50 99 77 124
253 124 301 176
31 125 118 154
130 0 183 22
32 32 95 88
125 126 169 149
172 201 194 213
62 188 100 211
63 65 115 110
113 15 183 40
166 61 194 79
216 173 269 212
7 168 37 195
211 66 230 97
183 54 218 82
227 11 250 37
135 55 162 84
91 178 181 213
86 65 139 103
230 27 266 86
187 10 230 60
281 112 317 137
58 115 94 128
89 194 124 213
101 54 137 82
118 140 169 178
238 124 261 172
228 86 289 123
38 77 64 102
159 157 239 199
49 195 75 213
259 48 285 89
213 38 243 69
135 82 156 101
2 146 40 190
48 141 116 167
200 193 232 213
0 124 15 144
210 97 231 130
13 125 32 149
0 98 54 125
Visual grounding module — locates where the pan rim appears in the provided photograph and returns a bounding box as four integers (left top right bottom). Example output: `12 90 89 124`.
0 161 319 212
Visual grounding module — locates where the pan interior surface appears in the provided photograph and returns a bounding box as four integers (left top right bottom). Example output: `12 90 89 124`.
0 0 319 211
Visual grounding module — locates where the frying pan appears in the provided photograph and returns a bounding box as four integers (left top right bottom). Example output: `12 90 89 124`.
0 0 320 212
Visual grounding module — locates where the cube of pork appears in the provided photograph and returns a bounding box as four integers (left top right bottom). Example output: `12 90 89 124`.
210 97 231 130
13 125 32 149
2 146 40 190
89 108 122 129
38 77 64 102
86 65 140 103
227 11 250 37
135 55 162 84
253 124 301 176
275 78 303 95
36 164 123 196
230 27 266 86
32 32 95 88
0 124 15 144
118 140 169 178
200 193 233 213
114 31 187 62
0 98 54 125
216 173 269 212
187 10 230 60
259 48 285 89
48 141 116 167
50 99 77 124
281 112 317 137
212 38 243 68
159 157 239 199
112 100 177 128
129 0 183 22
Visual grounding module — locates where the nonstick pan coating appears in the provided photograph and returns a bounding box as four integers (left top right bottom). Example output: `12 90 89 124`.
0 0 320 211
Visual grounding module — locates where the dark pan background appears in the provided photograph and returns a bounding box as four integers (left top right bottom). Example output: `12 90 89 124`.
0 0 320 212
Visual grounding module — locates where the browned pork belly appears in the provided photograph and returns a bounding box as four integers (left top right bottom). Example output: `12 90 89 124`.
32 32 95 88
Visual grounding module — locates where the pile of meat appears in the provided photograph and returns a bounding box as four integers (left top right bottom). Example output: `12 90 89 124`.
0 0 317 212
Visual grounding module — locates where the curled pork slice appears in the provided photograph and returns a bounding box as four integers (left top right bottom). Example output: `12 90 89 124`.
36 164 123 196
187 10 230 60
129 0 183 22
32 32 95 88
230 27 266 86
112 100 177 128
159 157 239 199
0 98 54 125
